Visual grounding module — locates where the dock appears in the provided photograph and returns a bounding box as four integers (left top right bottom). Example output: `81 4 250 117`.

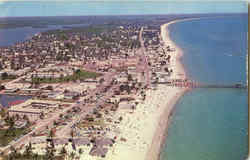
155 81 247 89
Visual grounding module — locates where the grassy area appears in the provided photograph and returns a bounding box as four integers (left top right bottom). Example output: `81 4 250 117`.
31 69 101 84
0 128 28 147
0 75 17 81
42 25 114 37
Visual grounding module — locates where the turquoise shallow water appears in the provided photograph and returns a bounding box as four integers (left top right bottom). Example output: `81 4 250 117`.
160 15 248 160
160 89 248 160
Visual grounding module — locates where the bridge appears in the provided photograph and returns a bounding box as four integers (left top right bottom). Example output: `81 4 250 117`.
154 81 247 89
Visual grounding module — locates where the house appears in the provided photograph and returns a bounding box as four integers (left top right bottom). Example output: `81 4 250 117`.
21 88 40 94
53 138 68 146
31 102 53 108
4 88 19 94
118 101 133 110
14 120 27 128
116 77 127 83
72 138 91 146
109 97 120 103
64 92 79 99
0 71 5 79
128 66 136 71
47 91 63 99
0 120 6 128
94 138 114 147
31 136 47 144
89 146 108 158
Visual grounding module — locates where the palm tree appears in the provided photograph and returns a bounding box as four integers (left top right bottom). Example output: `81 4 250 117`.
45 144 55 160
40 111 45 119
10 145 17 158
60 73 64 79
15 114 20 120
128 74 133 81
24 142 33 157
99 78 105 85
23 114 29 121
49 129 55 139
60 146 67 158
69 152 76 160
70 129 75 139
78 148 83 155
142 71 145 77
5 117 15 136
114 100 119 109
0 108 6 118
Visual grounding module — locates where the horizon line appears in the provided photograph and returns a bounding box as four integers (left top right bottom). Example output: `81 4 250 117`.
0 12 247 18
0 0 247 2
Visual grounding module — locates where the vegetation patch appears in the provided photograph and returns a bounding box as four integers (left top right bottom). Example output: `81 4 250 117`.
31 69 101 84
0 128 28 147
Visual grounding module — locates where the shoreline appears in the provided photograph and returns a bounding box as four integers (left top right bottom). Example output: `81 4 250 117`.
102 18 194 160
146 18 195 160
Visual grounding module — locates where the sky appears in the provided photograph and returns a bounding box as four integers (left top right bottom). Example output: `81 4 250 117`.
0 0 248 1
0 0 247 17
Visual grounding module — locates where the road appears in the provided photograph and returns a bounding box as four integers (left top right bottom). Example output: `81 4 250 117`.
3 27 149 154
138 27 151 87
2 100 78 153
55 71 117 137
2 70 117 154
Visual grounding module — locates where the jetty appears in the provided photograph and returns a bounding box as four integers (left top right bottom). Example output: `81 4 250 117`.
155 81 247 89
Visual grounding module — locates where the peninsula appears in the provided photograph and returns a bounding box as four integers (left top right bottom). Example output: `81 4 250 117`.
0 15 211 160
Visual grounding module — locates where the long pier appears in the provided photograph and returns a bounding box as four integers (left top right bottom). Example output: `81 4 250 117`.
193 84 247 89
155 81 247 89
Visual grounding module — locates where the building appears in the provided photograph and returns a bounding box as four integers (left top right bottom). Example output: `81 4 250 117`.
14 120 27 128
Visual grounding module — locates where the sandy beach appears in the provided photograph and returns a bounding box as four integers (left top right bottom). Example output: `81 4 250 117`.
144 20 189 160
103 19 188 160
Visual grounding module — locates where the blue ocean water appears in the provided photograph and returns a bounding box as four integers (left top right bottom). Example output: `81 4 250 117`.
160 15 248 160
170 15 247 84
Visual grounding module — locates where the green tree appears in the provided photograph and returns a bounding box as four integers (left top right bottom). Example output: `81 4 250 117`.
40 111 45 119
99 78 105 84
128 74 133 81
69 152 76 160
0 108 6 118
49 129 55 139
24 142 33 157
9 145 17 158
45 144 55 160
78 148 83 155
60 146 67 157
59 114 63 118
70 129 74 139
1 72 8 80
